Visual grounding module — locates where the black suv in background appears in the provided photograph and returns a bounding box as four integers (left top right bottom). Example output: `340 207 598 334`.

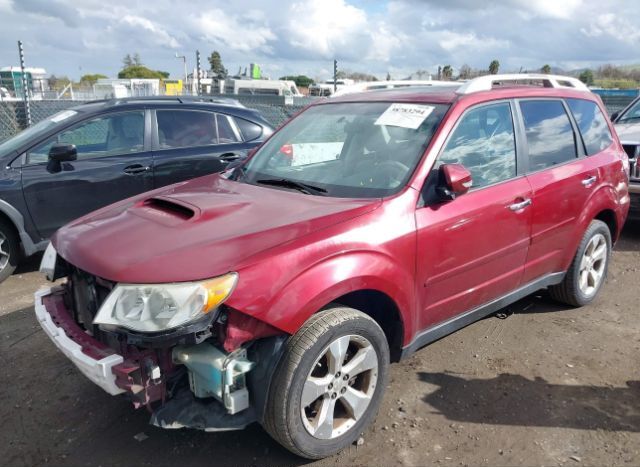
0 96 273 281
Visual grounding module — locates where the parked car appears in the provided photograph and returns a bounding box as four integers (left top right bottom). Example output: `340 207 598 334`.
36 74 628 459
0 96 273 282
611 97 640 218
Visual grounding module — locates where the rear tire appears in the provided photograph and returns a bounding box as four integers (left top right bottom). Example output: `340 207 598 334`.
549 220 611 307
263 307 389 459
0 218 19 283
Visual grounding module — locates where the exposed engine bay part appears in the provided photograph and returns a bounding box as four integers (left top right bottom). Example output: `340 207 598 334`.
173 343 255 414
150 336 287 431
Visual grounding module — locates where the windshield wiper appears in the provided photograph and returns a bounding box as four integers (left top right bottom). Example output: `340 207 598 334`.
256 178 328 195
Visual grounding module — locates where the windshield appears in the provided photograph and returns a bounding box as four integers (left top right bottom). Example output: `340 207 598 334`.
239 102 448 198
618 99 640 122
0 110 78 155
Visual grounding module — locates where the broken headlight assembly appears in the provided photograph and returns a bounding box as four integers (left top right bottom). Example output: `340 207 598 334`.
93 272 238 333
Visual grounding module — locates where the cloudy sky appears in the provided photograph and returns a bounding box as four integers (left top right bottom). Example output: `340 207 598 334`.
0 0 638 81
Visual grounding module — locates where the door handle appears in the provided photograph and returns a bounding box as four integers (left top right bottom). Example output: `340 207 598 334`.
219 152 241 162
123 164 150 175
508 198 532 211
581 175 597 187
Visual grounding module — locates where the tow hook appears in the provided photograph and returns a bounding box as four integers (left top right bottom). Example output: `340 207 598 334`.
173 343 255 415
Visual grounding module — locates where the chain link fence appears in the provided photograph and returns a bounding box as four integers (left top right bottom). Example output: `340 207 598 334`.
0 93 636 143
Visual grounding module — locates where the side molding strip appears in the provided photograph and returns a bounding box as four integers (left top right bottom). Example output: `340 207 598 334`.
400 272 566 359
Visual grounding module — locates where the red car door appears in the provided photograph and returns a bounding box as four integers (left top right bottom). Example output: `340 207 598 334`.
518 99 608 283
415 101 533 331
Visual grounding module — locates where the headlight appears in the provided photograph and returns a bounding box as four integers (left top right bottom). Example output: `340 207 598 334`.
93 272 238 333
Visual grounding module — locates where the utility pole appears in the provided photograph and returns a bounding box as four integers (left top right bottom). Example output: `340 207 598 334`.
333 59 338 94
175 52 187 93
18 40 31 126
196 50 202 96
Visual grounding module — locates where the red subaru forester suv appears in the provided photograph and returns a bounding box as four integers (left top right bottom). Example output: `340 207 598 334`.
37 74 629 459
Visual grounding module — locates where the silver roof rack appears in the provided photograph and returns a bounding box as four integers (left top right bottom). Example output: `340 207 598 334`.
456 73 589 95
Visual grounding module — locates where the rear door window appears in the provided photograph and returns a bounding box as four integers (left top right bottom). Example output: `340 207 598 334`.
216 114 241 143
438 102 517 188
519 100 577 171
566 98 613 155
156 110 217 149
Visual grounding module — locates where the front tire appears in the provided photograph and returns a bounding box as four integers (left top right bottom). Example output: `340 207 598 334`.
0 219 19 283
263 307 389 459
549 219 611 307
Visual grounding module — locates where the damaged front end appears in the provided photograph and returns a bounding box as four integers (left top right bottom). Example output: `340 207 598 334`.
36 250 286 431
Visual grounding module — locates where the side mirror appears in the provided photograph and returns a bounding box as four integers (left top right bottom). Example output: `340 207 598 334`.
611 111 619 122
47 143 77 173
437 163 472 200
49 143 77 162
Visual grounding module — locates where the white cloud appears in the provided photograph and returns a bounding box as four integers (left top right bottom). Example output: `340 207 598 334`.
191 9 276 53
120 15 180 49
0 0 638 81
581 13 640 44
286 0 369 58
438 31 509 53
514 0 583 19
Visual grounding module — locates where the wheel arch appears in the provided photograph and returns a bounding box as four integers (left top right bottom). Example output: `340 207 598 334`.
593 208 618 243
230 250 416 355
562 186 623 270
0 198 42 256
324 289 405 362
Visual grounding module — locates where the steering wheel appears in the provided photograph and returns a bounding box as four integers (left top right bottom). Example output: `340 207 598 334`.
376 160 409 185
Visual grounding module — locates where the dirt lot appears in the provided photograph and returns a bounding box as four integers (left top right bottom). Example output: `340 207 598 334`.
1 222 638 467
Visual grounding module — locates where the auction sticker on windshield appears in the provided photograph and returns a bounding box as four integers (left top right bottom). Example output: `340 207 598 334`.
375 103 434 129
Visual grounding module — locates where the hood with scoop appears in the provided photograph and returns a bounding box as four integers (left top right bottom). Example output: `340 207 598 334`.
53 174 380 283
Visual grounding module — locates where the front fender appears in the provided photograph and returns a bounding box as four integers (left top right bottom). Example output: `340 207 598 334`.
226 250 415 344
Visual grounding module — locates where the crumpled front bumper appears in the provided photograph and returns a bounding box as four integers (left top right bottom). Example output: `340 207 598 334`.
34 287 125 395
34 285 287 432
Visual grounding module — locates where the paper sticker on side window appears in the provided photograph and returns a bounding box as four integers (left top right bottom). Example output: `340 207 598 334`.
375 103 434 129
50 110 78 123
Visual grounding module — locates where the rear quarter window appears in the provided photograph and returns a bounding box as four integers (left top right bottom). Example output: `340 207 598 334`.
566 98 613 155
235 117 263 141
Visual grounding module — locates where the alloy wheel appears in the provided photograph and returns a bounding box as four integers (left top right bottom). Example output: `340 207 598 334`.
0 231 9 271
578 233 607 297
301 334 378 440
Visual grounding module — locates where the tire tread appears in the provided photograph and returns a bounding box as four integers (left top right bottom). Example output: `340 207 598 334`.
263 307 385 459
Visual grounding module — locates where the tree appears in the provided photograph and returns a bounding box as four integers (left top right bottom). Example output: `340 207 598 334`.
386 72 391 81
334 70 378 82
118 65 169 79
458 64 472 80
541 64 552 74
208 51 227 78
579 69 594 86
441 65 453 80
79 74 107 86
48 75 71 91
279 75 314 87
123 53 142 68
489 60 500 74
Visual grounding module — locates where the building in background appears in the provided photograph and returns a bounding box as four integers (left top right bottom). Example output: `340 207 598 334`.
0 66 48 98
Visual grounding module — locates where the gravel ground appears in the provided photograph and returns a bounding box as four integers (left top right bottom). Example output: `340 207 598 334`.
0 222 638 467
